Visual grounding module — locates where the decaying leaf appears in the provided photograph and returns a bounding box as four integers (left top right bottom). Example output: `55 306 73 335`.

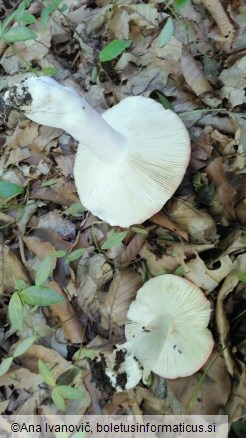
140 240 215 277
184 254 233 293
205 157 236 219
169 198 218 243
0 244 30 294
216 254 246 376
168 350 231 415
201 0 235 43
101 269 143 330
47 280 84 344
181 49 213 96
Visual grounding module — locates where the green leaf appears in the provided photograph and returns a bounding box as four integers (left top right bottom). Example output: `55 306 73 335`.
56 367 80 386
41 0 64 27
51 387 66 411
65 202 85 217
0 357 13 377
130 226 148 235
35 256 54 286
0 180 24 198
175 0 189 9
57 385 85 400
38 359 56 387
174 265 185 276
239 273 246 283
15 279 28 291
52 250 67 258
41 179 58 187
159 17 174 47
66 248 87 262
155 91 174 110
20 286 64 306
101 229 128 250
231 420 246 438
8 292 24 331
13 336 36 358
99 39 132 62
4 26 37 43
19 13 36 24
40 66 59 76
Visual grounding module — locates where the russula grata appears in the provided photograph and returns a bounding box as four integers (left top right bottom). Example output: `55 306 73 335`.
2 77 190 227
124 274 214 379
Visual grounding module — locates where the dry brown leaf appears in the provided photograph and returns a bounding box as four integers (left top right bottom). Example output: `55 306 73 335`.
47 280 84 344
219 56 246 107
0 366 43 390
126 4 158 29
225 364 246 422
121 233 148 265
216 254 246 376
184 254 233 293
30 179 78 205
181 49 213 96
0 244 30 294
201 0 235 43
101 269 143 330
150 211 188 240
23 235 56 260
205 157 236 219
169 198 218 243
140 240 214 277
168 350 231 415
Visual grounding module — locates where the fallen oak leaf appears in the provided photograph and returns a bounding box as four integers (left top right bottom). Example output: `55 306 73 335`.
205 157 236 219
101 269 143 330
150 211 188 240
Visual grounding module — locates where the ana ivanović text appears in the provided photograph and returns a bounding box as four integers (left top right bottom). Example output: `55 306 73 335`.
14 421 217 434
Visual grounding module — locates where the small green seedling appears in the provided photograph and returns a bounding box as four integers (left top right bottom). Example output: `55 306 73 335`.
38 360 85 412
0 180 24 199
0 0 37 43
99 40 132 62
101 229 128 250
8 254 64 332
0 336 36 376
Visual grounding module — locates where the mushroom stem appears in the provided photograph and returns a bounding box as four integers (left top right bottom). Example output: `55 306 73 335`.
52 92 128 163
3 77 128 163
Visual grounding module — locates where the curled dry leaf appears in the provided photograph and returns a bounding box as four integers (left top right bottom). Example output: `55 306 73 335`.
77 253 113 320
225 364 246 422
47 280 84 344
201 0 235 43
205 157 236 219
216 254 246 376
168 350 231 415
181 49 213 96
140 240 214 277
101 269 143 330
121 233 148 265
149 211 188 240
0 244 30 294
169 198 218 243
184 254 233 293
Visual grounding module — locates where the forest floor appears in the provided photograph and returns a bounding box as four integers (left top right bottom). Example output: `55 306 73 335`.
0 1 245 436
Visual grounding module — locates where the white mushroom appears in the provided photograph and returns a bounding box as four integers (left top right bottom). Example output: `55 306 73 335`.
2 77 190 227
124 274 214 379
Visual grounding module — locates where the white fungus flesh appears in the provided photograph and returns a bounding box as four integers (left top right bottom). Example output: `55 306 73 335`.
2 77 190 227
124 274 214 379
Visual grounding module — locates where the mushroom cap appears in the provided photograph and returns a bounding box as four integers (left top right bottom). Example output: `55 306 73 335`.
124 274 214 379
74 96 190 227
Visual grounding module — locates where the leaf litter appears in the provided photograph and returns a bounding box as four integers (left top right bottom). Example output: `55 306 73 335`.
0 0 245 429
